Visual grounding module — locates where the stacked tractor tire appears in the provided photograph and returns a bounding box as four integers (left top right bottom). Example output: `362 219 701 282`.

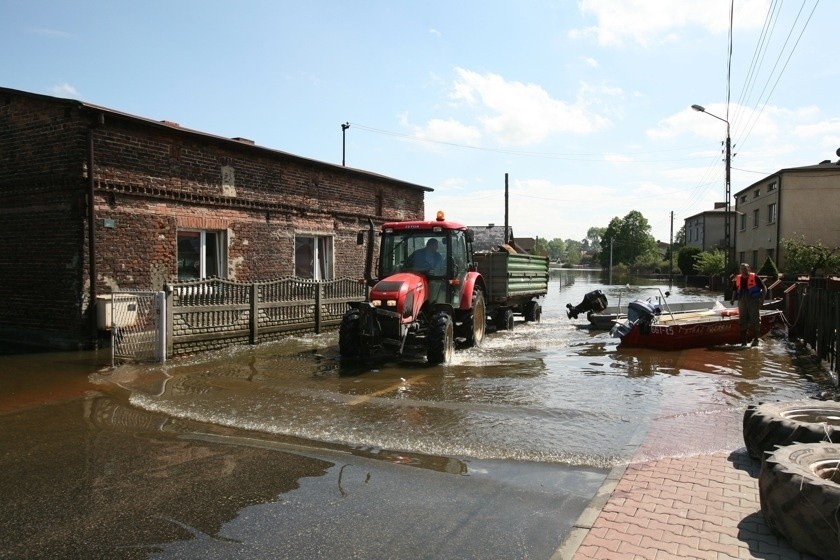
743 400 840 560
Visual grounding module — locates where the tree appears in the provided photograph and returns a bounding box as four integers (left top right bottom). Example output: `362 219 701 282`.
678 246 701 275
532 236 549 257
694 250 725 277
598 211 658 268
781 236 840 276
547 238 566 261
564 239 582 265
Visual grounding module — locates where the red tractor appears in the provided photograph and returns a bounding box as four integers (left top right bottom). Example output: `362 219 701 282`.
339 211 547 364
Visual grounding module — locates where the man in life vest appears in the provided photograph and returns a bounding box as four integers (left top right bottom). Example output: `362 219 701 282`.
730 263 767 346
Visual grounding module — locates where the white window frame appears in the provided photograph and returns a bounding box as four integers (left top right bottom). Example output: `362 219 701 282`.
767 202 777 224
295 235 333 280
177 229 227 281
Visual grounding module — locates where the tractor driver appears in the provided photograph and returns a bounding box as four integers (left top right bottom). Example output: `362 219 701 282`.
407 238 444 271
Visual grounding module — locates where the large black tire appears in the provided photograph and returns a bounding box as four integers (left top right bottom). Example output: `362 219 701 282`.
338 309 361 358
524 300 541 323
743 400 840 460
427 312 453 365
496 308 515 331
759 443 840 560
462 289 486 348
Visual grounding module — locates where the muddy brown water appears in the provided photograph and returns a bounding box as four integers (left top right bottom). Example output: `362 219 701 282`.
0 270 834 559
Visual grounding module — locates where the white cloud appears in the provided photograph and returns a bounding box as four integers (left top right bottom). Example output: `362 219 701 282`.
429 28 441 37
445 68 612 146
414 118 482 146
49 83 79 97
27 27 73 39
571 0 769 47
581 56 599 68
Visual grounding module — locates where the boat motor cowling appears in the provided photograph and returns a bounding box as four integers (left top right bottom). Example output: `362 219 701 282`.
566 289 608 319
610 299 659 338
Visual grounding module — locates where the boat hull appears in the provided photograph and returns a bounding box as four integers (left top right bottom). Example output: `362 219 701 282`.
616 310 784 350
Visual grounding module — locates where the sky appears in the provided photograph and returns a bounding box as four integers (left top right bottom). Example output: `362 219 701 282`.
2 0 837 244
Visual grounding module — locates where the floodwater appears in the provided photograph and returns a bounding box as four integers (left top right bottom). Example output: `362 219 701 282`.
94 269 833 469
1 269 835 559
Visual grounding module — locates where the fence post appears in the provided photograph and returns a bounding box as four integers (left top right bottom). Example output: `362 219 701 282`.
156 291 167 362
315 283 322 334
164 284 174 358
250 283 259 345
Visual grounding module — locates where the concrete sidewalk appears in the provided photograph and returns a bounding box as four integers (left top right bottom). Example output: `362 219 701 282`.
557 405 820 560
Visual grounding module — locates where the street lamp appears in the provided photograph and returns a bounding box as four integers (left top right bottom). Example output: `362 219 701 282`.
691 104 732 278
341 122 350 166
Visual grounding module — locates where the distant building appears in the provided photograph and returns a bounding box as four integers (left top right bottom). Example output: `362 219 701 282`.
683 203 730 252
0 86 431 351
470 224 531 253
733 157 840 271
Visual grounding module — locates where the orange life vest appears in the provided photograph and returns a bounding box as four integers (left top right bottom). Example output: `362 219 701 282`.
734 272 762 298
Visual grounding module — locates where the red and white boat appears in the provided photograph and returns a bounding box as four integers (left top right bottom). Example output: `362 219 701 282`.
610 298 785 350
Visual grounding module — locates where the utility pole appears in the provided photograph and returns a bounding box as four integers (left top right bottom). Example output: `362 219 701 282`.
669 211 674 289
341 122 350 166
691 104 732 282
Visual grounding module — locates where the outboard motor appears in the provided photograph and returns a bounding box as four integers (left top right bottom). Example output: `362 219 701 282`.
610 299 658 338
566 289 608 319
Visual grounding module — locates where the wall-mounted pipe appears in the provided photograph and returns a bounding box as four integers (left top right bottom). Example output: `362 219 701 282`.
87 112 104 347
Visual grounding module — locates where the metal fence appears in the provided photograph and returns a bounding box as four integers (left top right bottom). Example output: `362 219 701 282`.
165 277 366 356
794 277 840 379
107 291 166 366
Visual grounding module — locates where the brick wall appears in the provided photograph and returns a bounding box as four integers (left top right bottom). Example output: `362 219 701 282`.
0 87 427 351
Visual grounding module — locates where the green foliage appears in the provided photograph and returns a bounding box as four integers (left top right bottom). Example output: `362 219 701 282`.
630 252 664 274
677 246 702 275
757 256 780 280
693 250 725 276
598 211 658 268
781 235 840 276
532 236 549 256
547 238 566 261
564 239 582 265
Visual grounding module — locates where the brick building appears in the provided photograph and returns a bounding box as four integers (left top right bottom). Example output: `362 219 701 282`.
0 87 431 351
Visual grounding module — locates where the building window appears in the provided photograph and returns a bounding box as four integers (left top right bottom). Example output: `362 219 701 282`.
739 251 745 265
754 189 760 198
768 248 775 261
178 230 226 280
740 195 747 203
767 202 777 224
295 236 333 280
753 209 759 228
752 250 758 269
739 214 746 231
768 181 777 192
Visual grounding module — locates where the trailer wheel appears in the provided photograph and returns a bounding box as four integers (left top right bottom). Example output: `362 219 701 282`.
524 300 541 323
462 289 486 348
743 400 840 460
759 443 840 559
338 309 361 358
428 312 453 365
496 309 515 331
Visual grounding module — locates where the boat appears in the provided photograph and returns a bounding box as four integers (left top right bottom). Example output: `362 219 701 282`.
566 289 736 330
587 300 734 330
609 297 785 350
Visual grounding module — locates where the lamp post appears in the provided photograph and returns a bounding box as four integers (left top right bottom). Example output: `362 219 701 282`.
691 104 732 278
341 122 350 166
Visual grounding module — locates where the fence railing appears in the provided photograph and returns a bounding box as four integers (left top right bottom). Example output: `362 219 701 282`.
791 277 840 379
165 277 366 356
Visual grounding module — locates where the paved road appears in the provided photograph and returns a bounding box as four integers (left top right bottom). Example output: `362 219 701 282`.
0 383 607 560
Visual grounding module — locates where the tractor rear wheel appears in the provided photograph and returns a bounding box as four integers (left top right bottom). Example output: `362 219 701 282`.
462 289 486 348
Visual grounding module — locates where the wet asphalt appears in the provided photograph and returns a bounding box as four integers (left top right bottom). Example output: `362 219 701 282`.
0 356 607 560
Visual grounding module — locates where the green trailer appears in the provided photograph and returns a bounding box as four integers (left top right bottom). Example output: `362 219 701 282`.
473 250 549 329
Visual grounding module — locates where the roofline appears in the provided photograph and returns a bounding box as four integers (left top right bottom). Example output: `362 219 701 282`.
733 162 840 197
1 86 434 193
